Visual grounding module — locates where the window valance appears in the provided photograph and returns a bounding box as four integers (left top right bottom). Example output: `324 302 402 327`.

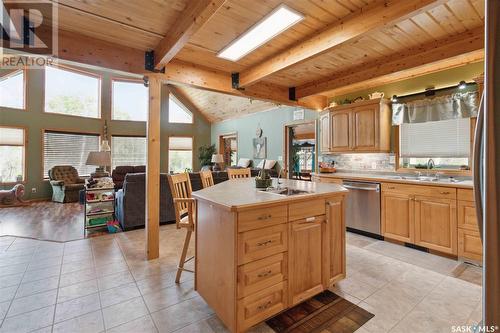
392 91 478 125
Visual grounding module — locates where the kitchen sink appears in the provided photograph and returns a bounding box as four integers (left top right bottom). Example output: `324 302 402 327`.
261 187 313 196
387 175 462 183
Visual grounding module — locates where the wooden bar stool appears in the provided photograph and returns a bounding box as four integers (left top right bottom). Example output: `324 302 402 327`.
227 168 251 179
200 170 214 188
167 173 196 283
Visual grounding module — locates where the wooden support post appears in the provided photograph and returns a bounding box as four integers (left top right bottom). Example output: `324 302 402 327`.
146 76 161 260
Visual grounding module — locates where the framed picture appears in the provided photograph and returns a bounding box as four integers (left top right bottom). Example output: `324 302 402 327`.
293 109 305 121
253 137 267 159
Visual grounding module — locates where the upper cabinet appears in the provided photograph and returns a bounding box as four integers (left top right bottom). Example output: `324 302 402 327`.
321 98 391 153
319 112 331 153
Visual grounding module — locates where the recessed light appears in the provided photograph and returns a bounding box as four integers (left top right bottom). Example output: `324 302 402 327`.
458 80 467 89
217 4 303 62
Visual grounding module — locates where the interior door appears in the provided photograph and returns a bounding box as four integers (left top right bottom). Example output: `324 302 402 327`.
289 217 324 306
330 111 350 151
352 106 378 151
414 196 457 255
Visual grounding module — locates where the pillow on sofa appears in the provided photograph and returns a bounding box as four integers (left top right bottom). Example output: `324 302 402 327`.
256 159 277 169
237 158 251 167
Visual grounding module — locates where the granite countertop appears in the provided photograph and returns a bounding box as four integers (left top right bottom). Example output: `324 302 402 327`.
192 178 348 211
312 171 473 189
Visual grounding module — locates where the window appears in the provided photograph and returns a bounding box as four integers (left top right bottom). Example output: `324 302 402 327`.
399 118 471 170
43 131 100 178
111 136 147 169
0 70 24 109
169 95 193 123
44 66 100 118
169 137 193 173
0 127 25 183
112 80 148 121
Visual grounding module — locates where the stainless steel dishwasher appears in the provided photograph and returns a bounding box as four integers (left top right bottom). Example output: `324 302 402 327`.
342 180 381 236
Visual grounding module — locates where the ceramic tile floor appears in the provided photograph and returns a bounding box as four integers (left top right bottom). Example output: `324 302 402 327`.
0 227 482 333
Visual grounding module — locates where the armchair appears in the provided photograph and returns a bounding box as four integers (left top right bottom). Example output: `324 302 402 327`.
48 166 85 203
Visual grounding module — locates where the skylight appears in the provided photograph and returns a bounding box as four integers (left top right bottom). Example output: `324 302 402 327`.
217 4 303 62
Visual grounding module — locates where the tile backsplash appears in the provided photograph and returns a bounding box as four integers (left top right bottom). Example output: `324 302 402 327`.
321 153 396 172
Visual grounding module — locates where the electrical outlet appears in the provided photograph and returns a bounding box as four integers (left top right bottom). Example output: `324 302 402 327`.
371 162 377 169
277 155 283 162
389 155 396 164
31 188 37 193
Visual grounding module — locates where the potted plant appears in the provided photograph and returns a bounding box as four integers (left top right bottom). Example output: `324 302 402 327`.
198 144 217 169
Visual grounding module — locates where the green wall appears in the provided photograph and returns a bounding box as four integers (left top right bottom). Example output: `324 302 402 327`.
331 61 484 103
211 107 317 167
0 66 210 200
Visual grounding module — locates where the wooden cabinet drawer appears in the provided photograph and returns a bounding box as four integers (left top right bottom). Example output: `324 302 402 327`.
289 199 325 221
457 189 474 202
238 224 287 265
458 228 482 262
238 205 287 232
237 282 287 332
237 253 287 299
458 200 479 232
312 176 343 184
382 183 456 199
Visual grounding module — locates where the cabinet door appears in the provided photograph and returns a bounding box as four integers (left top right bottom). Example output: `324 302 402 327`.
289 216 324 306
414 196 457 255
330 111 350 152
319 113 331 153
352 106 378 151
323 198 345 287
381 191 414 243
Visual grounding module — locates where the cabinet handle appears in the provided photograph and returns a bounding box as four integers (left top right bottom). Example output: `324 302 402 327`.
257 300 273 311
257 240 272 247
257 214 272 220
387 186 396 189
440 191 450 195
305 216 316 222
257 270 272 278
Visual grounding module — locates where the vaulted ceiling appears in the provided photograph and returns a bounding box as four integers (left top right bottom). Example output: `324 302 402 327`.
4 0 485 121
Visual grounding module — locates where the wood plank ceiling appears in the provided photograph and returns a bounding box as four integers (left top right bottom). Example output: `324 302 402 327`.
28 0 485 121
172 85 281 122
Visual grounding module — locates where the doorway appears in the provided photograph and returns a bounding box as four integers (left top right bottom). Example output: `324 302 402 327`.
218 133 238 168
283 121 316 180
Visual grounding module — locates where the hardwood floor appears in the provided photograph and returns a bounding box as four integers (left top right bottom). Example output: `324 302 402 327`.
0 201 105 242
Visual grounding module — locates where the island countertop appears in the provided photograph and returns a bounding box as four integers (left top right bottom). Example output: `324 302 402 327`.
192 178 348 211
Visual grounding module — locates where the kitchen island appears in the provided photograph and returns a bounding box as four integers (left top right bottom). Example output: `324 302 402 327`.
192 178 348 333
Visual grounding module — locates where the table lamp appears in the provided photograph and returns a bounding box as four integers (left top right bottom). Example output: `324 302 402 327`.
211 154 224 171
86 151 111 178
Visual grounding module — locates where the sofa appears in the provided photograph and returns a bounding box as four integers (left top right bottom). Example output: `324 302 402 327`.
48 166 85 203
114 171 229 231
112 165 146 190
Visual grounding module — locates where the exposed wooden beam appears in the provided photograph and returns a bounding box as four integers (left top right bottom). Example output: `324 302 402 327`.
321 50 484 98
149 60 327 110
238 0 447 87
296 27 484 98
13 27 327 109
146 76 162 260
154 0 226 70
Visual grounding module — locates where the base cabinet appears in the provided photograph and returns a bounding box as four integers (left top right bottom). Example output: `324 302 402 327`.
414 196 457 255
457 190 483 262
324 198 346 286
381 191 414 243
381 183 458 255
289 216 324 306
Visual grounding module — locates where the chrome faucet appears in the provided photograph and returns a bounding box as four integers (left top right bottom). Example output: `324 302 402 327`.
427 159 435 170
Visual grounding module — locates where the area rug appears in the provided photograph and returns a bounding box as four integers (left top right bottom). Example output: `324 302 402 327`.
266 290 374 333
